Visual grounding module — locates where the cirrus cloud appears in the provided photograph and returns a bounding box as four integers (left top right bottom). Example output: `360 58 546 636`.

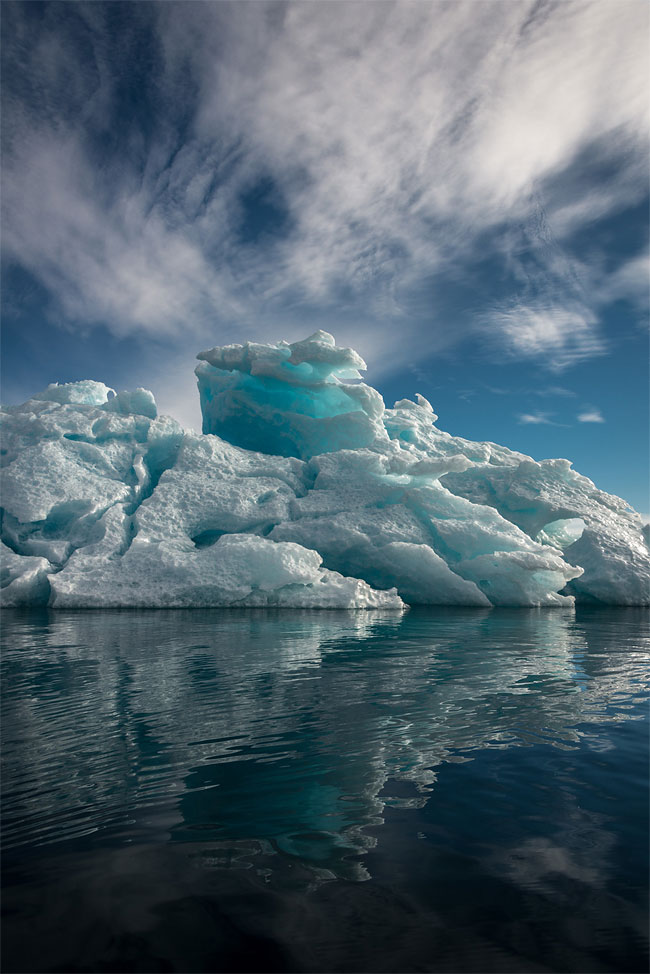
1 0 648 376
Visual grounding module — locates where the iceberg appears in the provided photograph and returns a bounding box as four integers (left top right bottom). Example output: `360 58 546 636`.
2 333 648 608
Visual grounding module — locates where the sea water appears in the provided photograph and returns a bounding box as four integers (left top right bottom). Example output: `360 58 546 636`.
1 606 648 972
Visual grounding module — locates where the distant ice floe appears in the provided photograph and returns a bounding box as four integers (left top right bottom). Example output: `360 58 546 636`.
2 332 648 607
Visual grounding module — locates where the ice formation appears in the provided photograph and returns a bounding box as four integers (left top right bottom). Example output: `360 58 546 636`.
2 332 648 608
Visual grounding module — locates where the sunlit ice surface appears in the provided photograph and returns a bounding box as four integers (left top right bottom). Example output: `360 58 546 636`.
2 605 648 973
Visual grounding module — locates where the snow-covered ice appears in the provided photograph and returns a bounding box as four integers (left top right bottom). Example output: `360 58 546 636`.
2 332 648 608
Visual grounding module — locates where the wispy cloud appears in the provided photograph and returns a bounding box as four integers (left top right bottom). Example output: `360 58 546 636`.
1 132 242 340
517 411 557 425
484 383 577 398
577 408 605 423
594 250 650 313
534 386 577 398
1 1 648 375
458 389 477 402
487 303 606 371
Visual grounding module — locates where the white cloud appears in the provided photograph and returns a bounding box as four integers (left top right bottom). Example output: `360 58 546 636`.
517 411 556 425
487 304 606 371
1 132 243 340
595 250 650 312
577 408 605 423
1 0 648 373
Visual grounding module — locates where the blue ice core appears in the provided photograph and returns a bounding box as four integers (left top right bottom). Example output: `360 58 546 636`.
195 331 386 459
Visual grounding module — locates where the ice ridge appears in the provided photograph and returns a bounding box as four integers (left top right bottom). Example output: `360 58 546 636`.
2 335 648 608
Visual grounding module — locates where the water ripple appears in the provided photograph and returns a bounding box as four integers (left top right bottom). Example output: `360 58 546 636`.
1 606 647 865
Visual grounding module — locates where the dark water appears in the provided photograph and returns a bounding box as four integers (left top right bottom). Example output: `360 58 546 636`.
1 606 648 974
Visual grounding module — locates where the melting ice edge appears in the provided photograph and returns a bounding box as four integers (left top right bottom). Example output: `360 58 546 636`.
2 331 648 608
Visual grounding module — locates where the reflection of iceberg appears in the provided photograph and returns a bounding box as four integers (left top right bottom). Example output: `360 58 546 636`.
2 333 648 607
2 607 648 882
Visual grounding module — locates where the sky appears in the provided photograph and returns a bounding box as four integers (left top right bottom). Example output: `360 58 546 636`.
1 0 648 514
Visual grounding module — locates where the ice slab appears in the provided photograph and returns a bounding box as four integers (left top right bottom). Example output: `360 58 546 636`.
196 331 387 459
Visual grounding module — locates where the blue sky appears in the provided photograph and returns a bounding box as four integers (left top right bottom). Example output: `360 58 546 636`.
2 1 648 514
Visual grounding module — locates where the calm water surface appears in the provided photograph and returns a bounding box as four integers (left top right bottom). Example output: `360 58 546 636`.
1 606 648 973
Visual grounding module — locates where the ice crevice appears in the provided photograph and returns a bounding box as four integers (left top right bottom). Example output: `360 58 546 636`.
1 334 648 608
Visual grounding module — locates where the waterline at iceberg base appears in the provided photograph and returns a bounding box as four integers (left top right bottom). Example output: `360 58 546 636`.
1 332 648 608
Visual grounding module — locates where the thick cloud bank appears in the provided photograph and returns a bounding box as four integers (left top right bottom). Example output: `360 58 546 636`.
2 333 648 608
